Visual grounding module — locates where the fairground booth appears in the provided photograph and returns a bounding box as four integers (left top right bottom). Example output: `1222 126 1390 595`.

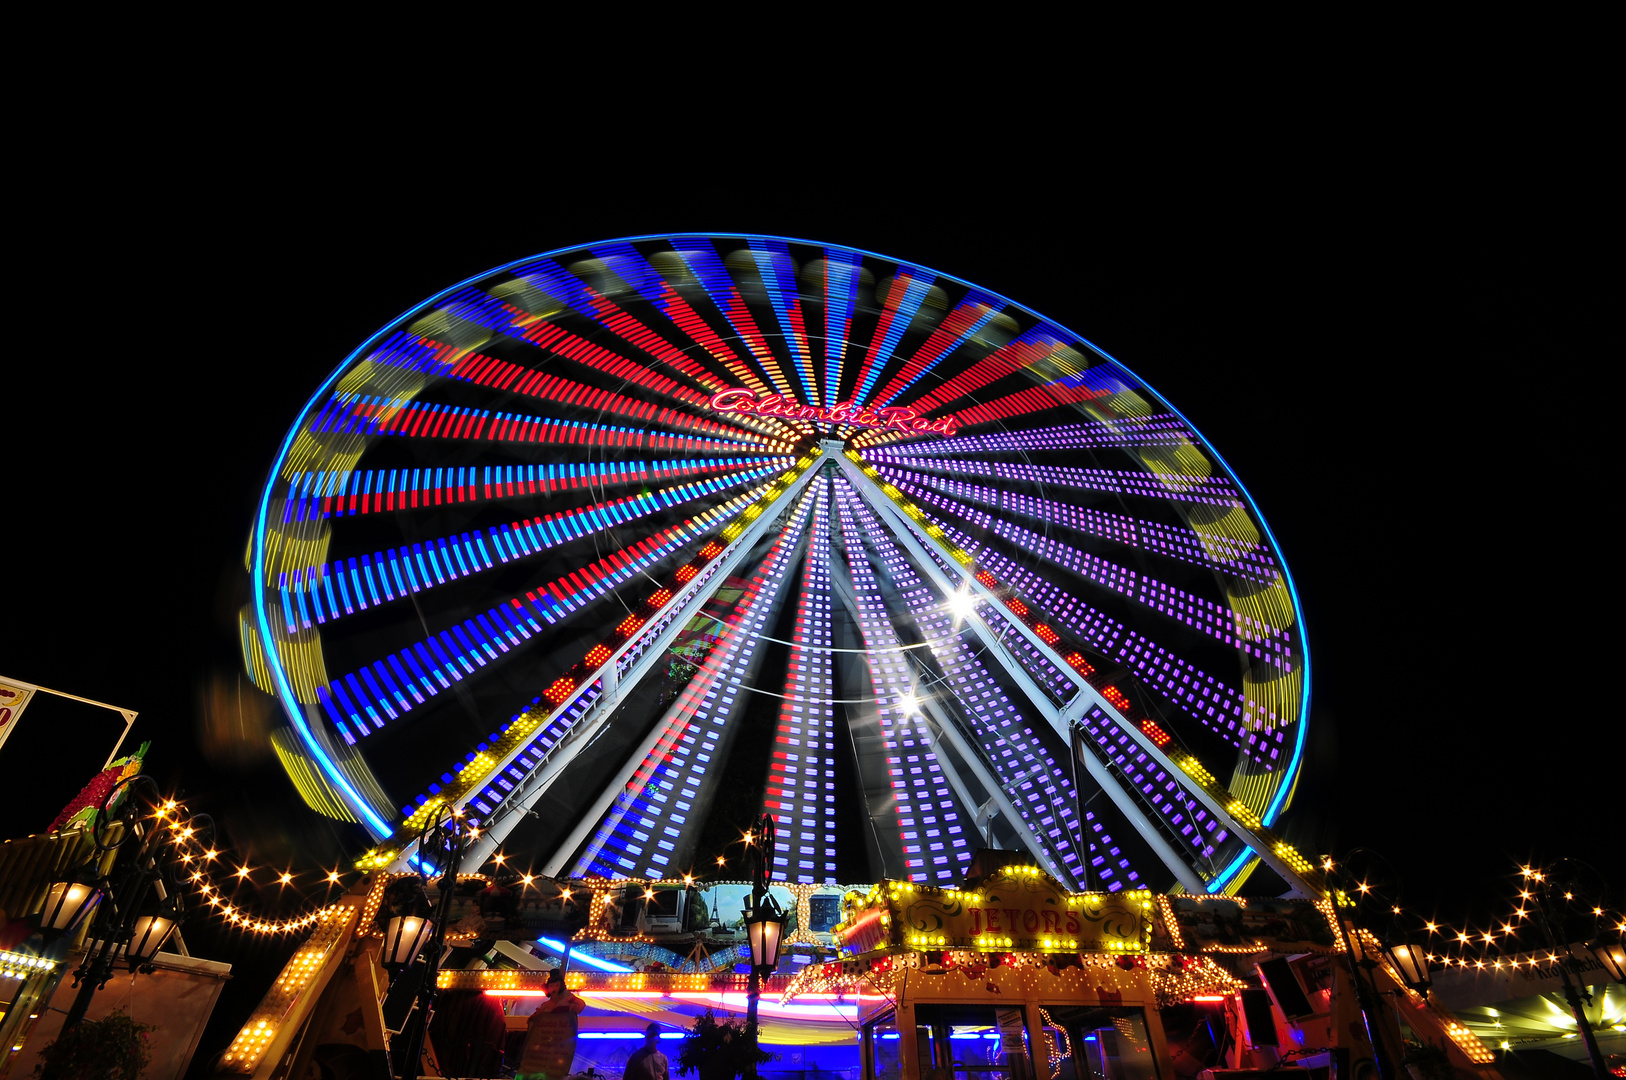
204 849 1510 1080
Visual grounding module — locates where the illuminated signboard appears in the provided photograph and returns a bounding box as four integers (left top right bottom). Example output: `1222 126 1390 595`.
708 388 957 438
837 867 1152 957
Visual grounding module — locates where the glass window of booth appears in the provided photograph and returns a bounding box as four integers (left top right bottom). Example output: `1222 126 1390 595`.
1037 1006 1159 1080
865 1005 1037 1080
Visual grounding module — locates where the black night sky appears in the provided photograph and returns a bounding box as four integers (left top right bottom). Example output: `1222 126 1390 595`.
6 120 1616 1072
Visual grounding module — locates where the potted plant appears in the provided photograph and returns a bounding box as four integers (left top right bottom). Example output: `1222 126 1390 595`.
675 1009 777 1080
1401 1036 1455 1080
32 1009 155 1079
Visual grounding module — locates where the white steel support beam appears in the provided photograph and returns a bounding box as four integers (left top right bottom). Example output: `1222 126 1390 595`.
834 449 1320 899
520 462 826 878
1077 739 1210 895
394 456 826 874
918 696 1072 887
823 560 1058 885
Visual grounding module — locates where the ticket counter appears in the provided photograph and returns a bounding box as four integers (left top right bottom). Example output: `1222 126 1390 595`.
855 961 1173 1080
820 865 1229 1080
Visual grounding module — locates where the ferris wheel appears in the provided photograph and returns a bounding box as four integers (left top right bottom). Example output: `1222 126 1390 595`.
242 234 1320 899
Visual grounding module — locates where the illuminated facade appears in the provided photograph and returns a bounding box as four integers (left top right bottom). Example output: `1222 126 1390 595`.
243 233 1316 904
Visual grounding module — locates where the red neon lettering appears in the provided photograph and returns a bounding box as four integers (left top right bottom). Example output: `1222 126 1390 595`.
705 387 952 437
970 908 983 935
1064 911 1081 935
984 909 1002 932
1041 910 1060 933
880 407 920 432
1022 909 1040 933
709 388 758 412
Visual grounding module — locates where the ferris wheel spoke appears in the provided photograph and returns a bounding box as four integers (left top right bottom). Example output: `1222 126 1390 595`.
314 483 774 745
867 413 1203 457
571 485 822 880
868 290 1006 410
846 268 940 407
831 484 979 884
741 237 820 404
311 390 778 458
763 481 837 883
818 248 863 408
881 476 1297 681
285 455 786 523
283 463 786 630
878 462 1281 586
866 447 1248 511
836 481 1092 891
661 239 805 400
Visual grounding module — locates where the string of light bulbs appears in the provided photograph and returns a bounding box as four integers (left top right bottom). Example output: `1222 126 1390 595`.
1319 857 1625 974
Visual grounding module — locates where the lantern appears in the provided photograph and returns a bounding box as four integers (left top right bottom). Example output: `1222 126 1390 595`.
1384 942 1432 996
382 914 432 967
125 911 178 969
744 893 787 971
37 871 103 941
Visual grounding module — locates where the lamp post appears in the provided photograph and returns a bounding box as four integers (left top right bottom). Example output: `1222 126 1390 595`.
1522 860 1613 1080
388 806 473 1080
741 812 785 1077
40 775 196 1031
1322 850 1411 1080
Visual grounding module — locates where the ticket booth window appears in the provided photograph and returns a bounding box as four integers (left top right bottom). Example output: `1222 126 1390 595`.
1039 1006 1159 1080
910 1004 1036 1080
866 1011 905 1080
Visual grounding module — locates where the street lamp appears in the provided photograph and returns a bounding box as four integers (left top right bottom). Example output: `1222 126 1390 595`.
744 892 786 971
37 775 198 1031
387 807 474 1080
1522 860 1616 1079
742 811 780 1078
1323 850 1408 1080
123 902 180 971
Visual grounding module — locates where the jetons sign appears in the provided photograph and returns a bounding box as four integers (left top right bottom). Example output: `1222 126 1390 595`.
708 388 957 438
838 867 1150 957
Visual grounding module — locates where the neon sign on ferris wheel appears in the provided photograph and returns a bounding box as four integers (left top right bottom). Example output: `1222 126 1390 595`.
706 388 958 438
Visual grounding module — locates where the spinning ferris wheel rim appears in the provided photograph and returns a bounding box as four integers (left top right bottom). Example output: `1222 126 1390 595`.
248 232 1313 895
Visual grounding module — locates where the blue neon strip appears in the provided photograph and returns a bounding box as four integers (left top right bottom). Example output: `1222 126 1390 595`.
318 488 768 741
822 249 862 407
747 237 817 403
531 936 633 972
853 271 935 405
292 463 786 626
873 292 1003 408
